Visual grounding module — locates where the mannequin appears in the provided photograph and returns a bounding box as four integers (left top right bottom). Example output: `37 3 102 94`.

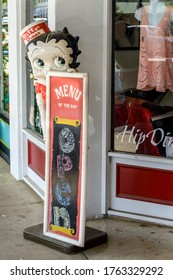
135 0 167 26
135 0 173 92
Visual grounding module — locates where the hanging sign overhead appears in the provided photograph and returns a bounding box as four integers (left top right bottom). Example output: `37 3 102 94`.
44 72 88 247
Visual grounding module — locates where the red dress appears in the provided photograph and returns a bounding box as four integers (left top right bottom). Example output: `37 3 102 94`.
35 82 46 101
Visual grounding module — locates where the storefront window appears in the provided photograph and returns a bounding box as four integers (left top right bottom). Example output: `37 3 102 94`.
0 0 9 114
114 0 173 158
26 0 48 136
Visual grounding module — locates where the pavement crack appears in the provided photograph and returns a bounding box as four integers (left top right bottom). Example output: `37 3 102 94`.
0 201 43 208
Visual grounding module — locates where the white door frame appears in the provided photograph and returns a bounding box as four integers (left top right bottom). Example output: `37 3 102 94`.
9 0 27 180
9 0 53 199
108 152 173 227
101 0 113 214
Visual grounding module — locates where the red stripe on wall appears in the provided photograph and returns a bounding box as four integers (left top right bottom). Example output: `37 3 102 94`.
28 140 45 180
116 164 173 206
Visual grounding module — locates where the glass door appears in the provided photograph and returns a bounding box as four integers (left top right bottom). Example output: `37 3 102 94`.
109 0 173 223
22 0 48 198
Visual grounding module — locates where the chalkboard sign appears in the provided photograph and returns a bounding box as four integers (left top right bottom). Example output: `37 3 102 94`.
44 72 88 247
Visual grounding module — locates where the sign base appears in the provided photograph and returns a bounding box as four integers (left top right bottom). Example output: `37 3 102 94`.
23 223 108 255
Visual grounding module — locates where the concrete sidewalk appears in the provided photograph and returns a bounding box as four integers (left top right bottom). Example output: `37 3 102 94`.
1 156 173 260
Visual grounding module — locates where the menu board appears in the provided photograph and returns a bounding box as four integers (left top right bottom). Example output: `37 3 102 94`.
44 72 88 247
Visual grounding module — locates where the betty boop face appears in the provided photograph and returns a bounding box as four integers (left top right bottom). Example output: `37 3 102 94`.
27 39 73 80
26 27 81 82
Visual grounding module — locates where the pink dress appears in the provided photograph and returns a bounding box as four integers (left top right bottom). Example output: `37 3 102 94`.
137 6 173 92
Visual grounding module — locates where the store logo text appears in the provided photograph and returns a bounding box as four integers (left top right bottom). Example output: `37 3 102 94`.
116 125 173 150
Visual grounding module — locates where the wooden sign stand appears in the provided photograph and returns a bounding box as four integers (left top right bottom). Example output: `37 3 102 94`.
24 223 108 254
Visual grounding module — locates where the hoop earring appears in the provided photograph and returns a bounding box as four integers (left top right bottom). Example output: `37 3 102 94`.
30 73 36 80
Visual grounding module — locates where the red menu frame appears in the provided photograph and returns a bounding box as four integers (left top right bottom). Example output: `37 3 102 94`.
44 72 88 247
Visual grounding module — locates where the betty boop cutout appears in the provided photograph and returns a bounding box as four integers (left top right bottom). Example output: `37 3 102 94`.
20 21 81 139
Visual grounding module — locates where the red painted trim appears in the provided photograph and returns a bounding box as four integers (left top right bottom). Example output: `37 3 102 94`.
28 140 45 180
116 164 173 206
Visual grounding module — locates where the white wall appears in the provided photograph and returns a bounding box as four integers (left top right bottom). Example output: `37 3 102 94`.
53 0 111 218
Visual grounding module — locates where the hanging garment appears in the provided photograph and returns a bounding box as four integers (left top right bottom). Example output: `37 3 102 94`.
137 6 173 92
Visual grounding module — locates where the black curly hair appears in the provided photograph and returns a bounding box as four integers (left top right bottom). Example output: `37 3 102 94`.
26 27 81 70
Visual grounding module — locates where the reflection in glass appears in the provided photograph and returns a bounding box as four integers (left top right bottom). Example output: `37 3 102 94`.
26 0 48 137
114 1 173 159
34 0 48 22
1 0 9 113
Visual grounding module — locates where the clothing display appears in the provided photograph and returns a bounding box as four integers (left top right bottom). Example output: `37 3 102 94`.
137 6 173 92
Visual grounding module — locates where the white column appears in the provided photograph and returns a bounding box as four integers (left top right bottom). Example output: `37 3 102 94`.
8 0 27 180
